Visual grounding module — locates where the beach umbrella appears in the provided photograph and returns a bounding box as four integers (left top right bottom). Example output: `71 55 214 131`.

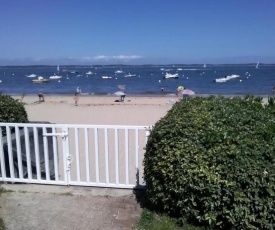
181 89 195 95
114 91 126 96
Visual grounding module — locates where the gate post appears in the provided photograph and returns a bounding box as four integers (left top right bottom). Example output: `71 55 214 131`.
61 127 71 185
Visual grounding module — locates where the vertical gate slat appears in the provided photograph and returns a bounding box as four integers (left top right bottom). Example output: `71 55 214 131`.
24 127 32 180
43 127 50 181
135 129 139 186
125 128 129 186
94 128 99 184
74 127 80 182
84 128 90 183
114 128 119 185
6 126 15 180
0 127 6 179
33 127 41 181
104 128 109 184
61 127 67 184
52 127 59 181
15 126 23 179
64 127 71 184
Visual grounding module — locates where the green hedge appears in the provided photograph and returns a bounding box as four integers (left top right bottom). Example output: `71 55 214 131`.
0 95 28 135
144 96 275 229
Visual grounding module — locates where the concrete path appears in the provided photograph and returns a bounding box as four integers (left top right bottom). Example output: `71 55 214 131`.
0 184 142 230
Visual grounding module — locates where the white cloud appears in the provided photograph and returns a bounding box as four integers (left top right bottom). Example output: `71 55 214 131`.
112 55 142 60
0 55 145 65
81 55 143 61
93 55 108 60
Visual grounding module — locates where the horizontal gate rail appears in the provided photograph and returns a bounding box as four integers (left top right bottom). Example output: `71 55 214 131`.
0 123 148 129
0 122 150 189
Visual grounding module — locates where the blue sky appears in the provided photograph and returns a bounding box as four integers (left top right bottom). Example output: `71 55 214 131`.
0 0 275 65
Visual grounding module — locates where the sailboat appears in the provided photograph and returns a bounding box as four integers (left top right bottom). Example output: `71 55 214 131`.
115 69 123 74
115 66 123 74
256 61 259 69
203 64 206 68
49 65 62 79
124 73 136 77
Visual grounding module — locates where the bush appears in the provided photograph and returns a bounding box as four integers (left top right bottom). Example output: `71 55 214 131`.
0 95 28 135
144 96 275 229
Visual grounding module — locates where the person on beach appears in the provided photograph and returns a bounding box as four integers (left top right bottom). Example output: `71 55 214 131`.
120 94 125 102
117 84 126 102
38 93 44 102
74 87 81 106
74 92 79 106
76 87 81 94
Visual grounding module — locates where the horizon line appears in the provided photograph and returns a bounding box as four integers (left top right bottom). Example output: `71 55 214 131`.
1 63 275 67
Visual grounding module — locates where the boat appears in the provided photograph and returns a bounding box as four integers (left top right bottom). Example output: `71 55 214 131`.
214 74 240 83
114 68 123 74
124 73 136 77
49 75 62 79
26 74 37 78
102 76 112 79
203 64 206 68
57 65 60 72
32 76 50 83
160 68 172 71
256 61 259 69
86 71 93 75
163 73 179 79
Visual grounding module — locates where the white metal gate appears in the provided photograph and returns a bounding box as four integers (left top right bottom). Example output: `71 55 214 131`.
0 123 150 189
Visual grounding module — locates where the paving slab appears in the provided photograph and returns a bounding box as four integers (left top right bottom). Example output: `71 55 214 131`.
0 184 142 230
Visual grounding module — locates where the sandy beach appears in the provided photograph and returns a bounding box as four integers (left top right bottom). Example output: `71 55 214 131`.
13 94 180 126
12 94 269 126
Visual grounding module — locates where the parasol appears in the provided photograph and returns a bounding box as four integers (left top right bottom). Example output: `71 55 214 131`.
114 91 126 96
181 89 195 95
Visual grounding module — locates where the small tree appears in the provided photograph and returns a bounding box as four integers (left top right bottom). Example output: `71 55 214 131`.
144 96 275 229
0 94 28 135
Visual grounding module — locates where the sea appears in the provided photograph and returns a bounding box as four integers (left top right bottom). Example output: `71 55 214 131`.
0 64 275 96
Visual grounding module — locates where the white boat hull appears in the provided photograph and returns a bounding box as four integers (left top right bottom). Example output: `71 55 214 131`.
32 79 50 83
49 76 62 79
102 76 112 79
215 74 240 83
124 74 136 77
164 73 179 79
32 76 49 83
26 74 37 78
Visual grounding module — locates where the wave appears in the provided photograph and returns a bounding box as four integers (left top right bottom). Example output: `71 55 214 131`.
183 69 199 71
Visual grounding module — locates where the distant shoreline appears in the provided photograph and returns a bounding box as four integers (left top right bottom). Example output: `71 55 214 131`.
5 92 275 98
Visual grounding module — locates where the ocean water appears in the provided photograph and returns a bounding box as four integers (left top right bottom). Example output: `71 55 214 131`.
0 64 275 96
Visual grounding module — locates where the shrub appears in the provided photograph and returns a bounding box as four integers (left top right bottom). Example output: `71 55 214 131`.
0 94 28 135
144 96 275 229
